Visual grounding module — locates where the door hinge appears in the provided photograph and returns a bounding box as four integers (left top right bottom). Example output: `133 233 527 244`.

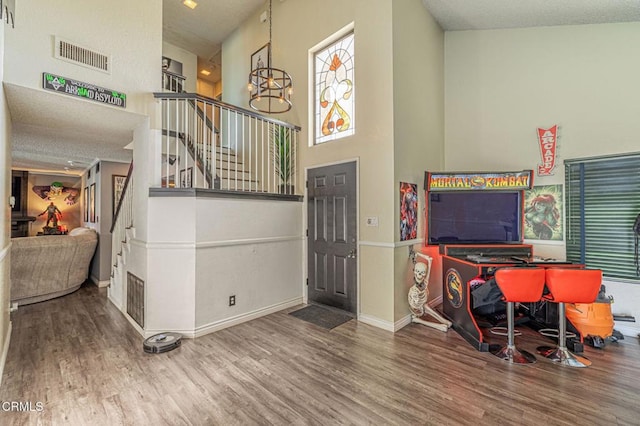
306 229 308 237
306 180 309 188
306 278 309 286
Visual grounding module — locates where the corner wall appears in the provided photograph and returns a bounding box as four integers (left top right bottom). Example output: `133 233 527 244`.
444 22 640 336
0 10 13 386
391 0 444 324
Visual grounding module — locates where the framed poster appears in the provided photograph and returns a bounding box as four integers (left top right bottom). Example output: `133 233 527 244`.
400 182 418 241
524 184 563 242
112 175 126 217
180 167 193 188
89 183 96 223
83 186 89 222
251 43 270 74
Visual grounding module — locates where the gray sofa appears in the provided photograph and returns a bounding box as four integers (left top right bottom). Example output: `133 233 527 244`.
10 227 98 306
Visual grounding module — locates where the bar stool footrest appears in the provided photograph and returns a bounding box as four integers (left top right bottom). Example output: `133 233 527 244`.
539 328 576 339
489 326 522 337
536 345 591 367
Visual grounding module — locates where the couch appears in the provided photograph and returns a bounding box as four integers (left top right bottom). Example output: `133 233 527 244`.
10 227 98 306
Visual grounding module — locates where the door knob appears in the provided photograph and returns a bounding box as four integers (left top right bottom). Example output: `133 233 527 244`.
348 249 357 259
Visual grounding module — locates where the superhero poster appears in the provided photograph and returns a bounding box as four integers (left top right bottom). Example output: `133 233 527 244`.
523 184 564 241
400 182 418 241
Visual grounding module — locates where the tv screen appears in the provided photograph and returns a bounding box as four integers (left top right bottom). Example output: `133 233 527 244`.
428 191 522 244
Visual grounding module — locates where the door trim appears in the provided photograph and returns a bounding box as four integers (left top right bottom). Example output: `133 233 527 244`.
304 158 359 317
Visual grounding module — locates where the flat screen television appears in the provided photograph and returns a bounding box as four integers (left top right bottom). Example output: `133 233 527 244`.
428 191 522 244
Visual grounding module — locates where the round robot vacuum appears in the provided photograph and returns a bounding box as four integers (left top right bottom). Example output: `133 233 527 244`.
143 332 182 354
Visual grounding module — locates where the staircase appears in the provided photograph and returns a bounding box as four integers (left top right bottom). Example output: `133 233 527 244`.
155 92 300 194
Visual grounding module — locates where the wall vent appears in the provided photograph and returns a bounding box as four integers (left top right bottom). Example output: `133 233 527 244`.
127 272 145 328
54 36 110 73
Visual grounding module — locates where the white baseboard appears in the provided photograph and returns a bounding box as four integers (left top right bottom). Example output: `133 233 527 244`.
613 322 640 339
0 322 12 389
90 275 110 288
394 315 413 332
192 297 304 338
358 314 395 332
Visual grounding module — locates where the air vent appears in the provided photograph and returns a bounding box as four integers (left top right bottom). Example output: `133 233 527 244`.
127 272 145 328
54 37 110 73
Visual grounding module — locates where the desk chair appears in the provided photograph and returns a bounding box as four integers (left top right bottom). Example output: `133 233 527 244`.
537 268 602 367
491 267 546 364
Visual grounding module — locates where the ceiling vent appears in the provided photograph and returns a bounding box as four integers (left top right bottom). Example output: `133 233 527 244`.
54 36 110 73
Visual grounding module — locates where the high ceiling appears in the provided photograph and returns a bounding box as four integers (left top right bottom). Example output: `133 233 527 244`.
162 0 264 84
9 0 640 176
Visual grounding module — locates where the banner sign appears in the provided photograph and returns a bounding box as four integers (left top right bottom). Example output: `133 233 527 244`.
536 125 558 176
42 72 127 108
425 170 533 192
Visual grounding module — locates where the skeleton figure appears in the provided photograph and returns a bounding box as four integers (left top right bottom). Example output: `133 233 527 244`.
408 253 452 332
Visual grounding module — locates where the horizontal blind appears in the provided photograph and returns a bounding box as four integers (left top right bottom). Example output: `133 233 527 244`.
565 155 640 281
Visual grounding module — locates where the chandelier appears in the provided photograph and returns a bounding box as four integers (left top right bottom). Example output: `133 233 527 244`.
247 0 293 114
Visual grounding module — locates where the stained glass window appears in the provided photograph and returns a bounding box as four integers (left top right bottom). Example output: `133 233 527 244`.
314 32 355 144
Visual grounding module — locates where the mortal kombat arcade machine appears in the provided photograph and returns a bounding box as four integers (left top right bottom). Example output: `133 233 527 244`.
423 170 575 351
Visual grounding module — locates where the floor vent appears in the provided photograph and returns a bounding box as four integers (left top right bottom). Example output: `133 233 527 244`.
127 272 145 328
55 37 110 73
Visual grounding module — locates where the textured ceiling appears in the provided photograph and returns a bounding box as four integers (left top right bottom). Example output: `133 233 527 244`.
422 0 640 31
11 0 640 176
7 84 143 176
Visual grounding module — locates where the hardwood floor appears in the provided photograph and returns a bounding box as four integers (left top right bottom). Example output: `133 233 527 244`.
2 283 640 425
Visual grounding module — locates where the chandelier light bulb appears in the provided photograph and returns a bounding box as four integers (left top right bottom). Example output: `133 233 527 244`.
247 82 254 91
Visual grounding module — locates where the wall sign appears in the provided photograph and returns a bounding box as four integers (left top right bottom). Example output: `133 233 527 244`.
537 125 558 176
425 170 533 191
42 72 127 108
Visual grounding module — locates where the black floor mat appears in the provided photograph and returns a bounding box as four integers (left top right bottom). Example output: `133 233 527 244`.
289 304 353 330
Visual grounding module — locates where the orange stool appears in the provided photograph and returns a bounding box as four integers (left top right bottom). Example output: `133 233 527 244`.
537 268 602 367
491 267 546 364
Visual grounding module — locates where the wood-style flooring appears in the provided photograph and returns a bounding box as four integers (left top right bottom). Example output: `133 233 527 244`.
1 282 640 425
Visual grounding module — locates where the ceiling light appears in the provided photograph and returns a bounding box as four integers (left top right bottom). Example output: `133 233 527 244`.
247 0 293 114
182 0 198 10
200 69 211 76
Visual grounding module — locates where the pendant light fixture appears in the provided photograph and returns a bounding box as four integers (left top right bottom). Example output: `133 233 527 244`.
247 0 293 114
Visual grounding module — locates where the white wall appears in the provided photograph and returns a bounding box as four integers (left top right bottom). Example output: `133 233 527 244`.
142 195 303 337
5 0 161 114
223 0 399 325
0 13 13 386
391 0 444 323
444 22 640 336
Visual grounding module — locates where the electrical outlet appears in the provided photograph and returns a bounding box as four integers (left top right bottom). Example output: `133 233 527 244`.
229 295 236 306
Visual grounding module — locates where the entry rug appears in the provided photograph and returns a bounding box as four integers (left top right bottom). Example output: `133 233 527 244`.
289 304 353 330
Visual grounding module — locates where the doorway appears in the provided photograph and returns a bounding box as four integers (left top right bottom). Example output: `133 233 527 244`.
307 161 357 314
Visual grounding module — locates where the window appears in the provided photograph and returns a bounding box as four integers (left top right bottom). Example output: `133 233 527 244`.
314 31 355 144
565 154 640 281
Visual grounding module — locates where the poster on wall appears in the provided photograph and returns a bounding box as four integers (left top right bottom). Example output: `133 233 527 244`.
524 184 563 242
400 182 418 241
537 125 558 176
112 175 126 218
89 183 96 223
161 56 183 75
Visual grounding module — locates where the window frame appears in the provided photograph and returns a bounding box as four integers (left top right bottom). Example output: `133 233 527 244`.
565 153 640 283
309 23 355 147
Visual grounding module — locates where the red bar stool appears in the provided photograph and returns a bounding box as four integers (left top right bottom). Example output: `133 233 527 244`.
537 268 602 367
491 267 546 364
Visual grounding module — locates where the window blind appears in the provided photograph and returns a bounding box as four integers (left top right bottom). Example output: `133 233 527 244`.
565 155 640 281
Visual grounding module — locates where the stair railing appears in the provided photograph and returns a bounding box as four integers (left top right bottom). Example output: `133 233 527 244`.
110 162 134 274
154 92 301 195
